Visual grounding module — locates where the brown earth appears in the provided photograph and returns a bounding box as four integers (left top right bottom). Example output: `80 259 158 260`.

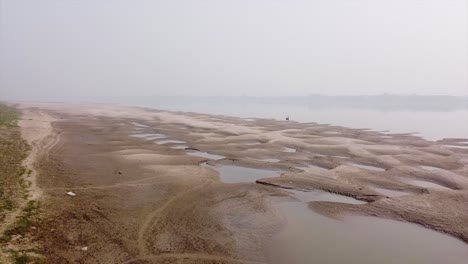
16 102 468 263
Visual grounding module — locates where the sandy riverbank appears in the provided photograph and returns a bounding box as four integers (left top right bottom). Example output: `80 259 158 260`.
17 102 468 263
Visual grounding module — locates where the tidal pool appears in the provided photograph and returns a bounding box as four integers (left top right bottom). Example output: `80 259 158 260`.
202 163 280 183
268 191 468 264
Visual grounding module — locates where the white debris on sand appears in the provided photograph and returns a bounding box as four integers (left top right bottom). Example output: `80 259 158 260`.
66 191 76 197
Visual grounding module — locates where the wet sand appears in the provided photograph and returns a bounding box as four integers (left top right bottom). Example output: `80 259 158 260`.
17 102 468 263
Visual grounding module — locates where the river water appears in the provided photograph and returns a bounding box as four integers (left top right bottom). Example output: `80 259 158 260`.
268 191 468 264
102 95 468 140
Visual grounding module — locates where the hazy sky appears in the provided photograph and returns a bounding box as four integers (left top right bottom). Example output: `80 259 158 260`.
1 0 467 99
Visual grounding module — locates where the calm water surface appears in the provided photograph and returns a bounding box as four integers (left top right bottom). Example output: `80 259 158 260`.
202 163 279 183
268 194 468 264
103 96 468 140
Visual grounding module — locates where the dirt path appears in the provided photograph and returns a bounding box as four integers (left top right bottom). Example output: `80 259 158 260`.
0 110 56 235
18 109 58 200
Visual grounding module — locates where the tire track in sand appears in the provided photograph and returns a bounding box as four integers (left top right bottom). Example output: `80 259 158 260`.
136 181 212 257
131 180 265 264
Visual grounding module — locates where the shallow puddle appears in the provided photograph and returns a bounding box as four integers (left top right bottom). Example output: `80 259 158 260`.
283 147 296 153
268 200 468 264
187 151 225 160
323 131 342 135
171 145 189 149
147 135 167 140
350 163 385 171
156 140 186 145
260 158 281 163
374 187 408 197
443 144 468 149
287 189 365 204
333 155 351 159
202 163 280 183
297 164 329 172
132 122 149 128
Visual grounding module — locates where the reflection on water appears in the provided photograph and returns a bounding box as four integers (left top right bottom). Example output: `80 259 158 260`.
287 189 365 204
103 95 468 140
187 151 225 160
202 163 279 183
268 194 468 264
100 95 468 140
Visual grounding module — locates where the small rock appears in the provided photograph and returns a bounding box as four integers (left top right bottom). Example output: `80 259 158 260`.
66 191 76 197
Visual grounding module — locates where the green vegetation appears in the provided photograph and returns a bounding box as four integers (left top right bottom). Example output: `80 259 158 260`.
12 250 44 264
3 201 40 239
0 103 29 218
14 253 29 264
1 199 14 211
0 103 42 263
0 104 20 127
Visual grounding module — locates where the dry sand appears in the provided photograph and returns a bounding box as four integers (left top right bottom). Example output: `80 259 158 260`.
17 102 468 263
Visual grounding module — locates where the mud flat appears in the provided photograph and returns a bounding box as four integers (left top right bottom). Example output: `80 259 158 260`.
15 102 468 263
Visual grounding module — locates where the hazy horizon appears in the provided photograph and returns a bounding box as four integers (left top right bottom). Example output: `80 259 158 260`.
1 0 467 101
